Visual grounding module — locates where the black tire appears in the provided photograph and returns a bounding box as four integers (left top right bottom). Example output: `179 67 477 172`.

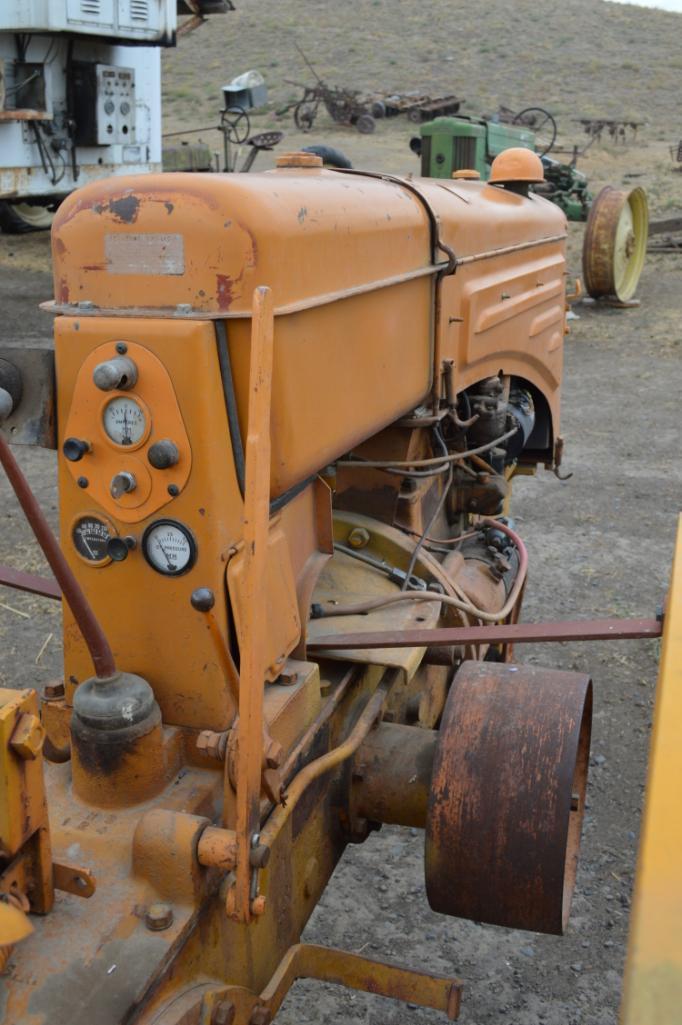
356 114 375 134
371 101 386 119
302 144 353 169
0 200 54 234
294 101 317 132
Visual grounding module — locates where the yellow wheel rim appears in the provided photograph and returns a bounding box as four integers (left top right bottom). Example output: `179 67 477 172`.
582 186 648 302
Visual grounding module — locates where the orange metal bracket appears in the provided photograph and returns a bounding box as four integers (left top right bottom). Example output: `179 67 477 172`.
257 943 462 1020
230 288 275 923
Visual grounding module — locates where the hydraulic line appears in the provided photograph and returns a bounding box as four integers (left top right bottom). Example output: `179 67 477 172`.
336 424 519 471
314 519 527 624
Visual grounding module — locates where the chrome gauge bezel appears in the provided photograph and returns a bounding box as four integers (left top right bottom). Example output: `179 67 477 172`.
101 394 151 450
71 513 117 567
141 519 197 577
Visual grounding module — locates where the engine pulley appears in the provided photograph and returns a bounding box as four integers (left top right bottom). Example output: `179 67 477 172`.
425 660 592 935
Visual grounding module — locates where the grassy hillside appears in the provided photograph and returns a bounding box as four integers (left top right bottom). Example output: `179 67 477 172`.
163 0 681 139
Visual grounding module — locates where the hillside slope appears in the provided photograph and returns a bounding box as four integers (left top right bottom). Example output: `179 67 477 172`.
163 0 680 137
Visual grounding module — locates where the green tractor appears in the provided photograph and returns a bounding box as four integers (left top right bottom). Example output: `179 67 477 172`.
410 110 649 303
411 112 591 221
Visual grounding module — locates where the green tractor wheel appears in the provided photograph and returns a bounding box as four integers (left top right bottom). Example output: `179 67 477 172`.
582 186 648 302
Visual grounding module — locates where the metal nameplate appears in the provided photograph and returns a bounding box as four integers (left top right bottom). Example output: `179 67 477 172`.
105 233 185 275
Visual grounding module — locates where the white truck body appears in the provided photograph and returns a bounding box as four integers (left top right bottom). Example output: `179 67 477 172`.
0 0 175 203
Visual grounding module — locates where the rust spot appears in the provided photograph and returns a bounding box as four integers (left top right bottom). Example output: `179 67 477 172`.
164 201 174 215
216 274 234 310
57 278 69 303
108 194 140 224
297 206 308 224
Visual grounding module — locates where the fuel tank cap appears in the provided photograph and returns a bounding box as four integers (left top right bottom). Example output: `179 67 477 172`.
275 151 324 168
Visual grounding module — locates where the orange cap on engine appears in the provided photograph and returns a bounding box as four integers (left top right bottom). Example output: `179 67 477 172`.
452 169 481 180
489 148 545 185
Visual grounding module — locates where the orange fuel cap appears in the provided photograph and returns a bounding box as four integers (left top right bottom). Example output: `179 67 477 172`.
452 169 480 180
276 151 324 169
489 148 544 184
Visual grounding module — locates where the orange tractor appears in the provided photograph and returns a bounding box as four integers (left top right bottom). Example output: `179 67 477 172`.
0 148 665 1023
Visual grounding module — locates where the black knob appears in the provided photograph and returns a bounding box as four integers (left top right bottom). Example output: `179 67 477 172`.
191 588 215 612
147 439 179 470
107 537 130 562
63 437 90 462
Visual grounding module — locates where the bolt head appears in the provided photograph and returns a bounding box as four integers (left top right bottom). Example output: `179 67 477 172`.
167 483 180 497
77 476 89 489
144 902 174 931
115 342 128 355
348 526 371 549
212 1002 236 1025
249 1005 271 1025
196 730 225 760
264 738 283 770
10 713 45 760
250 895 267 917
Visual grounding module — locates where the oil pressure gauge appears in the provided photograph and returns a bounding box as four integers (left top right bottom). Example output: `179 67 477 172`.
72 514 116 566
142 520 197 576
102 396 148 448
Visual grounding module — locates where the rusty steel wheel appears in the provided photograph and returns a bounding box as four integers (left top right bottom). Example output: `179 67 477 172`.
582 185 648 302
425 660 592 935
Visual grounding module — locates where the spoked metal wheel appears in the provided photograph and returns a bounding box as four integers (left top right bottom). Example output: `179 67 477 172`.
294 101 317 132
582 185 649 302
512 106 557 156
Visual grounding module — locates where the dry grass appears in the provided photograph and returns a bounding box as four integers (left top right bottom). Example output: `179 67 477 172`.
163 0 681 137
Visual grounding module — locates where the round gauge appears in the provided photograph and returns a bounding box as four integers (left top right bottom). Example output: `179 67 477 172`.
102 396 148 448
142 520 197 576
72 514 116 566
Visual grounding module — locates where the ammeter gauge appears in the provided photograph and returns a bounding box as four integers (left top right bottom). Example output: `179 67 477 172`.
102 396 148 447
142 520 197 576
72 515 116 566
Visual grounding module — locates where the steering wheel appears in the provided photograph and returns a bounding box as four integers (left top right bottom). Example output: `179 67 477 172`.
512 107 557 157
221 106 251 145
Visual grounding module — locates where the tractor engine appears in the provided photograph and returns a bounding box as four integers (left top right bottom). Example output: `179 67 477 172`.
0 150 592 1025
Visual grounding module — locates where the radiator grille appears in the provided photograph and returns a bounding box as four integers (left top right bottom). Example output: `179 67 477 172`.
81 0 100 13
451 136 477 171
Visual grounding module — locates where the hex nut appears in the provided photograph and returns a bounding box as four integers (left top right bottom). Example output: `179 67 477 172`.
145 902 174 931
10 713 45 760
196 730 227 761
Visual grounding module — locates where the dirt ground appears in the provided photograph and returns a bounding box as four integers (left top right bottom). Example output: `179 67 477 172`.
2 39 682 1024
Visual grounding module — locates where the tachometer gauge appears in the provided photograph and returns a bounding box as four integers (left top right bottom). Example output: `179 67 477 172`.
102 396 148 447
72 514 116 566
142 520 196 576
